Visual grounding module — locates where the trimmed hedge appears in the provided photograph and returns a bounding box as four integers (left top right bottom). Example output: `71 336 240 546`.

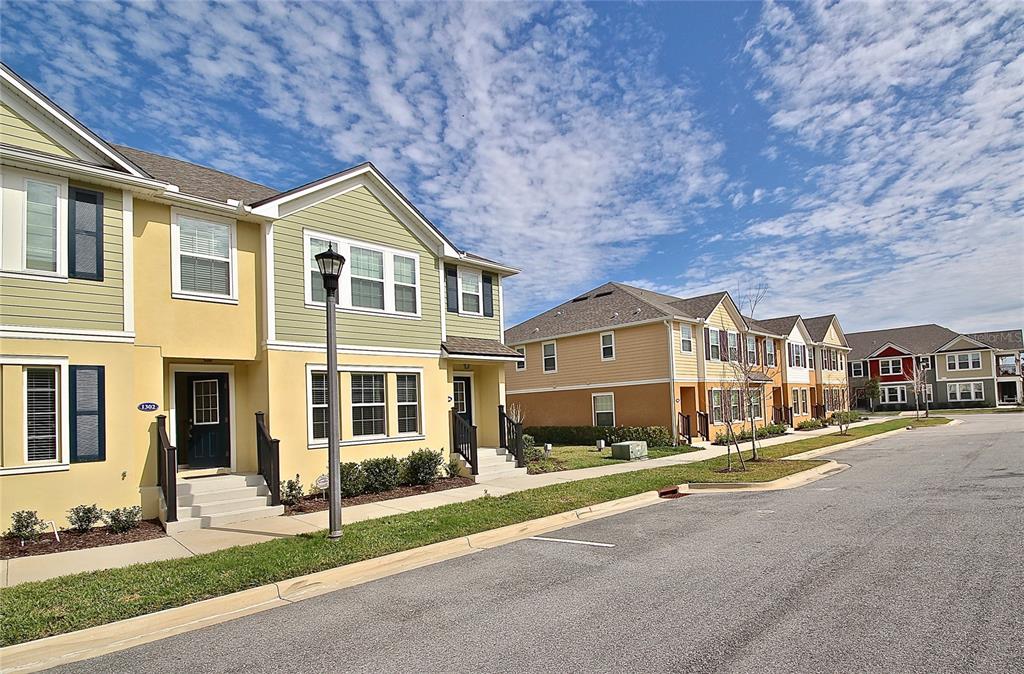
713 422 787 445
524 425 673 447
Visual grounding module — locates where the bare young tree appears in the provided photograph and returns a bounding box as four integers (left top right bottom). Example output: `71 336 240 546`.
714 283 782 462
908 359 931 419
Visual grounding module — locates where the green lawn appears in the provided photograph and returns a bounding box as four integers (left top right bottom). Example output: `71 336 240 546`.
0 416 951 647
527 444 701 474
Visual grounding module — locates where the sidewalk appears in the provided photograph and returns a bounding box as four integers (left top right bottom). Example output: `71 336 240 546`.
0 415 895 587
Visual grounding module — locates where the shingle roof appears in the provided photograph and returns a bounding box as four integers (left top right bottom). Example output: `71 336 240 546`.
746 315 800 337
846 324 960 361
967 329 1024 351
803 315 841 344
442 336 523 359
666 292 728 321
113 145 280 205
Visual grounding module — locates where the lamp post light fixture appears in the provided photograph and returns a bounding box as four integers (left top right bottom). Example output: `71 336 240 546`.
315 244 346 540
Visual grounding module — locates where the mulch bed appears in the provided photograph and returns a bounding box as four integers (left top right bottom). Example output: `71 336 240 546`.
285 476 476 515
1 519 166 560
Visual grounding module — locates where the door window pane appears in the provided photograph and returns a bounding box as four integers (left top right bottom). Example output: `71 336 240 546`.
192 380 220 425
453 380 467 414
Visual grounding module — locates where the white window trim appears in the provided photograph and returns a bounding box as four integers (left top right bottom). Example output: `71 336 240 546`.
191 379 221 425
170 207 238 304
946 352 982 371
879 358 903 376
542 340 557 374
947 381 984 401
680 324 693 353
925 384 934 403
750 390 764 420
350 372 387 439
395 372 421 436
880 385 907 404
0 356 70 474
0 167 69 280
457 267 483 316
765 339 776 367
746 335 757 365
305 363 427 448
710 388 723 424
600 331 615 362
592 392 615 427
850 361 865 377
515 345 526 370
727 331 739 362
709 330 721 361
302 229 422 319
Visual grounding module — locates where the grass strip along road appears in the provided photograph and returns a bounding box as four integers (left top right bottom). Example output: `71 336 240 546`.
0 417 947 646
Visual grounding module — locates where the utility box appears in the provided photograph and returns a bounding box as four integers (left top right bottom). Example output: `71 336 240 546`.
611 441 648 461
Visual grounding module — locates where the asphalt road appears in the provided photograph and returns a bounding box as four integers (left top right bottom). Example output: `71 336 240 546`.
58 415 1024 673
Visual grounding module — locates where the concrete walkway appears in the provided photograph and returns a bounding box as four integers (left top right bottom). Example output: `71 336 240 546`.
0 416 896 587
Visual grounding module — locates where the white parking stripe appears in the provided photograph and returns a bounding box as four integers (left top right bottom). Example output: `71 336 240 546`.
528 536 616 548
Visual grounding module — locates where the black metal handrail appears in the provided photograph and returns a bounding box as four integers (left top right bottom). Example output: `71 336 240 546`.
677 412 692 445
451 410 479 475
813 404 827 421
773 406 794 427
696 411 710 441
497 405 526 468
255 412 281 506
156 415 177 524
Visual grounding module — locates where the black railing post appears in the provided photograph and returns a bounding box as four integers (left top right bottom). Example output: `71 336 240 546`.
256 411 282 506
498 404 507 449
157 414 177 524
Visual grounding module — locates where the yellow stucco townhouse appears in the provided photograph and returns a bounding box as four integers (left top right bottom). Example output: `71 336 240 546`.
0 63 523 532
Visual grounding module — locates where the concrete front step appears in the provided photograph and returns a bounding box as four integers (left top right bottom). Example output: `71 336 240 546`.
179 485 270 506
177 495 274 519
164 504 285 534
176 473 265 495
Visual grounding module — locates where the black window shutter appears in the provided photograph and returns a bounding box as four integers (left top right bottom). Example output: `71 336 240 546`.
788 343 794 367
704 328 710 359
445 266 458 313
482 274 494 317
70 365 106 463
69 188 104 281
720 332 728 362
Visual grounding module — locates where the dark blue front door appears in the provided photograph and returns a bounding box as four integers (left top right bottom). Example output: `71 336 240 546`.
175 373 230 468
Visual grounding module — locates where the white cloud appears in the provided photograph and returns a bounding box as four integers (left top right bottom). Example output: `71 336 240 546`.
0 0 726 321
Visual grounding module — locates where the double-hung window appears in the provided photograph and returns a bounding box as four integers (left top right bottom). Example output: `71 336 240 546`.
173 211 235 300
25 180 60 273
728 333 739 361
543 341 557 372
600 332 615 361
680 325 693 353
800 389 809 415
765 339 776 367
351 374 386 437
919 357 931 370
751 390 763 419
710 390 723 424
26 367 59 462
709 330 721 360
515 346 526 370
396 374 420 434
925 384 934 403
881 385 906 404
593 393 615 427
304 232 420 316
309 371 330 442
350 246 385 310
808 346 815 369
947 352 981 370
948 382 983 401
729 390 742 422
850 361 864 377
459 269 482 315
879 358 902 375
746 335 757 364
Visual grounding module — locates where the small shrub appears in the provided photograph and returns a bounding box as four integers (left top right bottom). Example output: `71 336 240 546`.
280 474 305 505
523 425 672 447
522 434 536 450
713 423 787 445
338 462 366 497
405 448 444 486
66 504 104 534
797 419 824 431
362 456 402 493
446 456 464 478
524 443 545 462
6 510 45 541
104 506 142 534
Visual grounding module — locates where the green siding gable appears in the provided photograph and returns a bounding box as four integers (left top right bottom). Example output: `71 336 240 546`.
0 102 75 158
0 180 124 331
272 186 443 350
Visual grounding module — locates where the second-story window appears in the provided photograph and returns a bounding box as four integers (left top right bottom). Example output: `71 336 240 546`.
808 346 815 369
304 232 420 316
680 324 693 352
947 352 981 370
601 332 615 361
766 339 776 367
26 179 60 273
543 341 557 372
709 330 721 360
746 335 757 364
173 211 236 301
728 332 739 361
879 358 902 375
850 361 864 377
459 269 482 314
515 346 526 370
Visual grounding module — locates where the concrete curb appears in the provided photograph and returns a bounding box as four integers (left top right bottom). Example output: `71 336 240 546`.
681 460 849 492
0 492 664 673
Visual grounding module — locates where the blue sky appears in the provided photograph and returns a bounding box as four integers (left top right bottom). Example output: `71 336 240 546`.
3 1 1022 332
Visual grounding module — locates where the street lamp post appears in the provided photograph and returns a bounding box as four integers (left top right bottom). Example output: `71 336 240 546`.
315 244 346 540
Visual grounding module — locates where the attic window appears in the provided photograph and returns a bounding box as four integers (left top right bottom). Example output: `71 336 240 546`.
594 291 613 298
571 295 590 302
